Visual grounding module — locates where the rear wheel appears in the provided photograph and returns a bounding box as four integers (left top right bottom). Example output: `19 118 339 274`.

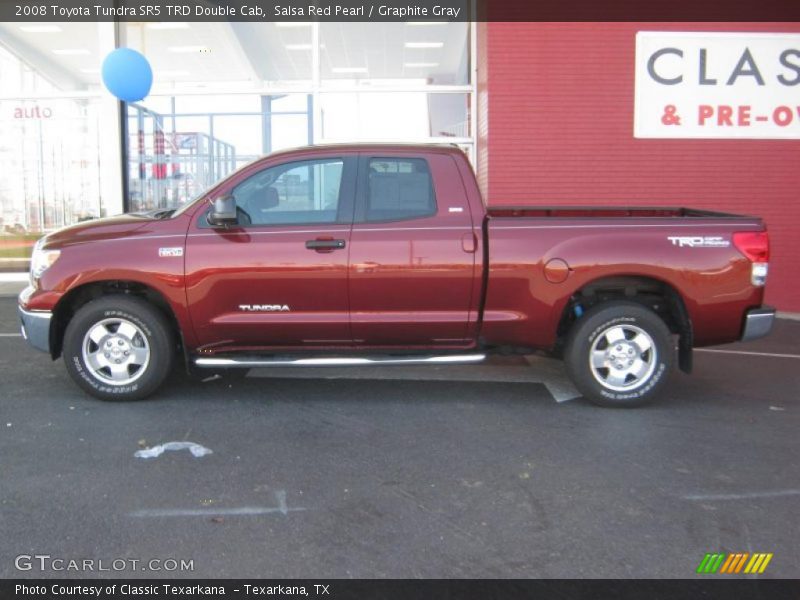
564 302 674 407
63 296 175 401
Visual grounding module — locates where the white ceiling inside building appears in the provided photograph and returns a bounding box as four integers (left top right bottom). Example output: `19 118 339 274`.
0 21 469 93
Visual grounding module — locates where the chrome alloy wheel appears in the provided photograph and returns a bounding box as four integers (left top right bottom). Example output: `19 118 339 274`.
82 318 150 386
589 323 657 392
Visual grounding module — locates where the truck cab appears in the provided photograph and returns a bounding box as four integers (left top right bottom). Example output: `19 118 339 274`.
184 146 482 352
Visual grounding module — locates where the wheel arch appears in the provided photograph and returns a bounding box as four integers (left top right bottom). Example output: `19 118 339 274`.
556 274 693 373
50 280 187 367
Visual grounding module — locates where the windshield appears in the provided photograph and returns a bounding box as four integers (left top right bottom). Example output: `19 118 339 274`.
170 192 207 218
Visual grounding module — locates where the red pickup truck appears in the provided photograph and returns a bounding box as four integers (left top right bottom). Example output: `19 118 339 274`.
18 144 774 407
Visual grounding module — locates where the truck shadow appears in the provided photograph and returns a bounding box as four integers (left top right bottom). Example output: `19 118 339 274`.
163 371 579 409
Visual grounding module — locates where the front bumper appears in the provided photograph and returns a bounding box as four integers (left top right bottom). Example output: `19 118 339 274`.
18 305 52 353
740 306 775 342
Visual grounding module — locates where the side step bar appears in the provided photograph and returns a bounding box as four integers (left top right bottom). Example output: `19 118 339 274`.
194 354 487 368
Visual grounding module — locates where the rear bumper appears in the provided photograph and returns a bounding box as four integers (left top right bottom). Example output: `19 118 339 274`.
740 306 775 342
18 305 52 353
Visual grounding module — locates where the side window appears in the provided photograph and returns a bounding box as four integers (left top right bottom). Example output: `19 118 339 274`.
365 158 436 222
232 159 344 226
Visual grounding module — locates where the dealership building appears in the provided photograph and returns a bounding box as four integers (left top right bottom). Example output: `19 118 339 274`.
1 21 798 309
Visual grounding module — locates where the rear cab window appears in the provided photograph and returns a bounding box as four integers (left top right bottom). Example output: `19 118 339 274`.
358 157 436 223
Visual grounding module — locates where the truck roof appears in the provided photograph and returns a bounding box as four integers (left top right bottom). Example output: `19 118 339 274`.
261 142 468 161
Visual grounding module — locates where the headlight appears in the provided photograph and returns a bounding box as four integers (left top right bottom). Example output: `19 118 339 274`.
30 239 60 283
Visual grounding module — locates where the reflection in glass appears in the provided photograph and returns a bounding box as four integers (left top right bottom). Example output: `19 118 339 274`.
320 22 469 86
233 159 344 225
126 95 313 212
320 92 470 141
0 19 474 270
0 37 105 270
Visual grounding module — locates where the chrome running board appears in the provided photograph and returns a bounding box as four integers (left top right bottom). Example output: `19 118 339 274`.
194 353 486 368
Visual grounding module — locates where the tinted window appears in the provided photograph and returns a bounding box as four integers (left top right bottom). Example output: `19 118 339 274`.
232 159 344 226
366 158 435 222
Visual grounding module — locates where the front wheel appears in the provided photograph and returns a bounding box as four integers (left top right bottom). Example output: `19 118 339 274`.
63 296 175 401
564 302 674 408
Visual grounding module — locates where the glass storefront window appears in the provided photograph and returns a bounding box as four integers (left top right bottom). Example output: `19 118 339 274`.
211 115 262 158
320 22 470 87
125 93 314 212
0 97 104 225
124 22 314 93
0 19 475 269
173 95 262 114
270 113 309 151
0 22 115 271
227 22 314 89
122 21 473 212
320 92 470 141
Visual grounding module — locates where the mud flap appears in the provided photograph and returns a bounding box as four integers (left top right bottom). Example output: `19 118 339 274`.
678 333 693 374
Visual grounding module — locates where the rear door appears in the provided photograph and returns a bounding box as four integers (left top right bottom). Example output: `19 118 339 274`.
348 151 479 346
185 153 357 350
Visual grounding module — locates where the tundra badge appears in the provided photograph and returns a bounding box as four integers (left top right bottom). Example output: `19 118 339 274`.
239 304 291 312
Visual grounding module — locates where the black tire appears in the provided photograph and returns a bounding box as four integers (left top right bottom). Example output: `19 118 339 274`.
63 296 175 401
564 301 674 408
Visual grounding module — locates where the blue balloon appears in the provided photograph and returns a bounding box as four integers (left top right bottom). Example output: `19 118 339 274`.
101 48 153 102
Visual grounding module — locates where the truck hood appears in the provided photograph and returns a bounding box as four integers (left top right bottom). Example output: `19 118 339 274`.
42 211 172 249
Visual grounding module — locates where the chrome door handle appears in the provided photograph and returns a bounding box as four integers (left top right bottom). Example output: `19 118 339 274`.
305 238 346 251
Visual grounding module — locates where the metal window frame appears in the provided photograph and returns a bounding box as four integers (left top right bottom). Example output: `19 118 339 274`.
0 22 478 213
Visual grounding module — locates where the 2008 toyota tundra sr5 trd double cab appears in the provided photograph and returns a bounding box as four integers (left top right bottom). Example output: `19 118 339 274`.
19 144 774 407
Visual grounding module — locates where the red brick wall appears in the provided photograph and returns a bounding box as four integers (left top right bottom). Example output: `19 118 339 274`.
475 22 490 198
477 22 800 310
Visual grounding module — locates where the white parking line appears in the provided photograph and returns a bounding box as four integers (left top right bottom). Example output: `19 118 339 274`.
129 506 306 518
695 348 800 359
0 272 28 281
777 312 800 322
0 333 21 337
130 490 304 518
684 489 800 501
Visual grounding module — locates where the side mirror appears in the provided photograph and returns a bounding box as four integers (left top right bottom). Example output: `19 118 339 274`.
207 194 238 227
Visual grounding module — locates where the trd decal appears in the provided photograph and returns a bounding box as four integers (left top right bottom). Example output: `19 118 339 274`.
667 236 730 248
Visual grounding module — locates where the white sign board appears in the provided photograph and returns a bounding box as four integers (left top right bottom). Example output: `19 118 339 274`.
634 32 800 138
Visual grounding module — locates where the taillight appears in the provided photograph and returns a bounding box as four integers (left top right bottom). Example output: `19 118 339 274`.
733 231 769 262
733 231 769 287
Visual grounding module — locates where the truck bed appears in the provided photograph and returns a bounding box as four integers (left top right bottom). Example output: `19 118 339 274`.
486 206 753 219
481 204 766 351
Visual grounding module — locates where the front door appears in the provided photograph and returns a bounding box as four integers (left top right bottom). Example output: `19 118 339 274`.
185 154 357 350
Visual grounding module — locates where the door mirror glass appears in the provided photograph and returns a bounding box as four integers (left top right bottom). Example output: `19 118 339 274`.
207 194 238 227
229 159 344 226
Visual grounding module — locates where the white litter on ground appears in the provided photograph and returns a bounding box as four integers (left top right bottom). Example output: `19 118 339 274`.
134 441 213 459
